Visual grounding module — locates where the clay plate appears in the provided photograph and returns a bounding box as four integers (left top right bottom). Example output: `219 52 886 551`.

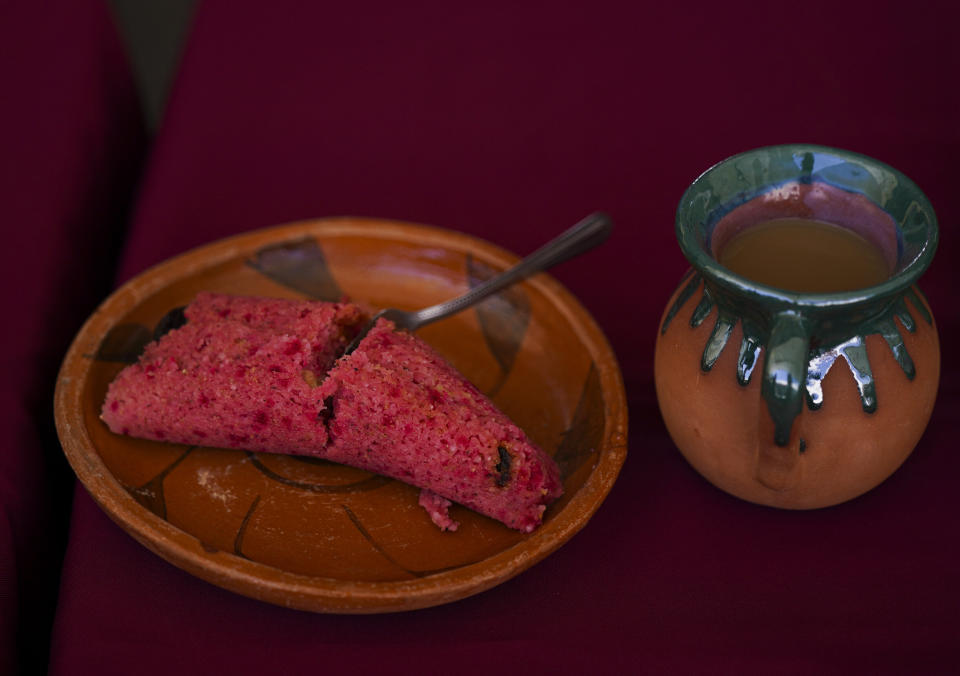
54 217 628 612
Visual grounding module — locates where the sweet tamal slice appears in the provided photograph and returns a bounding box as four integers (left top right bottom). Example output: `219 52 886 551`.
102 293 563 532
101 292 365 452
317 319 563 532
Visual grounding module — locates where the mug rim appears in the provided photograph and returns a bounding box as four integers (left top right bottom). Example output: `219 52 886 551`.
676 144 939 311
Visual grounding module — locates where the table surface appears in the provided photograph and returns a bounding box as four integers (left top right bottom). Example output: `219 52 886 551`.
4 0 959 673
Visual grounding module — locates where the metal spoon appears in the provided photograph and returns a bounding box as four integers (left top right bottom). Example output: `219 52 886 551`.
343 211 613 354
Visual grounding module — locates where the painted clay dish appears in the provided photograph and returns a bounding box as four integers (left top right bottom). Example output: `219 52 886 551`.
54 217 628 612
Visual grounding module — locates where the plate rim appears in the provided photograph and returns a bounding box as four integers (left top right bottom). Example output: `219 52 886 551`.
54 216 629 613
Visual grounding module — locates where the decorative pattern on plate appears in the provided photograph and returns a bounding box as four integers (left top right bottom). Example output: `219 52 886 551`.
466 253 531 396
246 237 344 301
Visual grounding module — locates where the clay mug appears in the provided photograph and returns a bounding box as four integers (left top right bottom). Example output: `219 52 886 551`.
655 145 939 508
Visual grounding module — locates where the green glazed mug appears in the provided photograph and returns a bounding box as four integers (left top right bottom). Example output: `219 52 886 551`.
655 144 939 508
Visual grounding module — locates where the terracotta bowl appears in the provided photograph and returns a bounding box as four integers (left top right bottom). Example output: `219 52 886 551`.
54 217 628 613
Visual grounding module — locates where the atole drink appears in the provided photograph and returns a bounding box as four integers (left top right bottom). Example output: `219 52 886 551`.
718 217 890 293
655 145 939 509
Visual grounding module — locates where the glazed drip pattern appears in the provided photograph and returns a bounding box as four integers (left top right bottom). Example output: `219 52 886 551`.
661 272 932 415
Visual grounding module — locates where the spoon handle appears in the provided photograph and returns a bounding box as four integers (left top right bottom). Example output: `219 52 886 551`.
411 211 613 328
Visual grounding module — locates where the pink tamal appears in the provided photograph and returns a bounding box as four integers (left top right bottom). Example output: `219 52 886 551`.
102 292 562 532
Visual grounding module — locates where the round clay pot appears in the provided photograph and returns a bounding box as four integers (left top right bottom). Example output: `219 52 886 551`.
655 145 940 509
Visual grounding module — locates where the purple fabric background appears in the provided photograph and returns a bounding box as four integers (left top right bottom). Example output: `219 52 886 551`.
0 0 144 673
2 0 957 672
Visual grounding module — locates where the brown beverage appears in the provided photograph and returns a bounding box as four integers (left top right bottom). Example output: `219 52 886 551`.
718 217 891 293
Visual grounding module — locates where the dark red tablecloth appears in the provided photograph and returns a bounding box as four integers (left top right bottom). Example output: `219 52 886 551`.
21 0 960 673
0 0 145 673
